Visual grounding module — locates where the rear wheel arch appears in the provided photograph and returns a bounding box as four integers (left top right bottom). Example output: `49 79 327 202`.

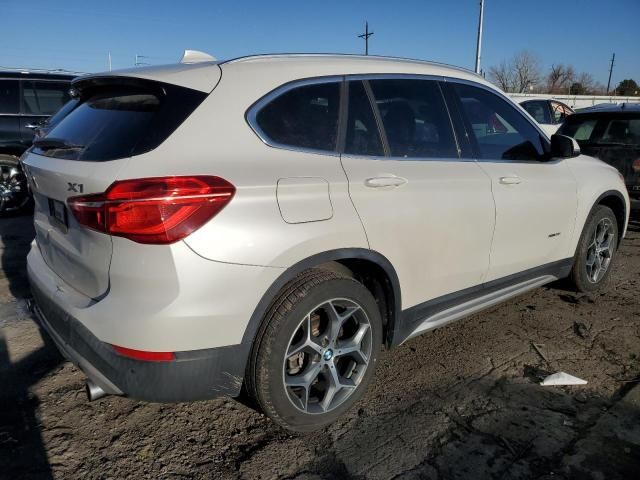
241 249 401 351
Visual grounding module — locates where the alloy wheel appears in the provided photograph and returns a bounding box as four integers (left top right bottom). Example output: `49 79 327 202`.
283 298 372 414
585 218 614 283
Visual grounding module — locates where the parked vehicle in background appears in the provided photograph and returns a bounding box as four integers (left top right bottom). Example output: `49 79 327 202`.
0 71 74 213
520 98 574 136
558 103 640 211
24 54 629 432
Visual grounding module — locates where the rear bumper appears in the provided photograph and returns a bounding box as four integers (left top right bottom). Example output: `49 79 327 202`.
28 279 247 402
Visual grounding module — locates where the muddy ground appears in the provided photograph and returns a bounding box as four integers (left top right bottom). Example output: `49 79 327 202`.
1 214 639 480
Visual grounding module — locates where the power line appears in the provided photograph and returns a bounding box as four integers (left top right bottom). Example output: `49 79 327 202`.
358 22 374 56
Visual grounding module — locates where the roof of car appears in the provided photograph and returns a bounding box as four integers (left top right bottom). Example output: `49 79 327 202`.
221 53 484 81
0 70 76 81
573 103 640 114
78 53 494 94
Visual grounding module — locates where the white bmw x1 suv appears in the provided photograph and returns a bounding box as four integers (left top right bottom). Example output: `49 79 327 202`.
24 53 629 431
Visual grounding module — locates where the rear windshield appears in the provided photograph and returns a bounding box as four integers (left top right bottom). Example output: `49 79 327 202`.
559 114 640 146
32 80 206 161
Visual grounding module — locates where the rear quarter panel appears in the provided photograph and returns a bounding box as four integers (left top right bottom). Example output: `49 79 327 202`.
111 64 369 268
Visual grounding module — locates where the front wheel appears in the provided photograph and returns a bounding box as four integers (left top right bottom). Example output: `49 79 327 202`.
569 205 619 292
247 269 382 432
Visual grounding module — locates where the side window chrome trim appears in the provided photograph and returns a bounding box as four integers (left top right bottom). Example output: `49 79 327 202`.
245 75 343 157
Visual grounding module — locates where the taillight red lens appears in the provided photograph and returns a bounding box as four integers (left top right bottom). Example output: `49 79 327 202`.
112 345 175 362
633 158 640 173
68 176 235 244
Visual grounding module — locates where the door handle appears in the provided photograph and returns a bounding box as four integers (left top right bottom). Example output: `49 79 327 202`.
499 176 522 185
25 124 40 130
364 176 408 188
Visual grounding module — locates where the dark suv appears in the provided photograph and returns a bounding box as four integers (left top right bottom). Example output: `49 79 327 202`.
558 103 640 211
0 71 74 213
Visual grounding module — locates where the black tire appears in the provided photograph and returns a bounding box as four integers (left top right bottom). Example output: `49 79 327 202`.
569 205 619 292
247 268 382 432
0 154 32 215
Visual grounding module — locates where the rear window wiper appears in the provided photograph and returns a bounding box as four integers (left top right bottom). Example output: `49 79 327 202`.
33 137 84 151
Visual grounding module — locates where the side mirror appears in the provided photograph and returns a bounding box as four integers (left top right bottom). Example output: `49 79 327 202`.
550 134 580 158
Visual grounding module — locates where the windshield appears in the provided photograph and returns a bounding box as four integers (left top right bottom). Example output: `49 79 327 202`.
559 114 640 146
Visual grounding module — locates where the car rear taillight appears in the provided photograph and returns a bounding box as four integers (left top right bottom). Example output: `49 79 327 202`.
68 176 235 244
633 158 640 173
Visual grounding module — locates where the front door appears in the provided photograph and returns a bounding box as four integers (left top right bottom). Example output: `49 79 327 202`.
340 78 495 310
451 82 577 282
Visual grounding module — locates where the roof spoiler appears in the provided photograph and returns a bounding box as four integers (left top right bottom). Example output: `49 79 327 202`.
180 50 216 64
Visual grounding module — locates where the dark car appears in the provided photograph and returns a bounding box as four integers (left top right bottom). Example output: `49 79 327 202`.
558 103 640 210
0 71 74 213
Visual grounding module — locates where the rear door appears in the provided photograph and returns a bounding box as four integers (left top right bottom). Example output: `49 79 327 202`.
19 80 71 144
21 78 207 298
340 78 495 310
451 82 577 282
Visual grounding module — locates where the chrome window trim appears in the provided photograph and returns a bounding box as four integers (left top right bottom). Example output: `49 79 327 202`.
245 75 343 157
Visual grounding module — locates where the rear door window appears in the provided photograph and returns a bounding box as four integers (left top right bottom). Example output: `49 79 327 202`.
344 81 384 156
255 81 340 152
454 83 545 161
21 81 71 115
0 80 19 114
368 78 458 158
33 80 206 161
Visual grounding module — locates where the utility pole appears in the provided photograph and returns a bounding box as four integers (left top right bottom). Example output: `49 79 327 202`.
474 0 485 74
108 52 112 72
606 53 615 94
358 22 374 56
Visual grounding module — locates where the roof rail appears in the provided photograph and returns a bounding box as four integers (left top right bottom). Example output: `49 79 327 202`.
220 53 479 77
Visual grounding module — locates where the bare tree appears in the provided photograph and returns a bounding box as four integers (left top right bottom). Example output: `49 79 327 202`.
488 60 513 92
576 72 595 93
547 64 575 93
512 51 541 93
488 51 541 93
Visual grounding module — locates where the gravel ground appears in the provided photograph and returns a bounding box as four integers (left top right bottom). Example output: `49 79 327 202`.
1 214 639 480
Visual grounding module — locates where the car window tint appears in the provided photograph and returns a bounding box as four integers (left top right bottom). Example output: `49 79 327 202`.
22 81 71 115
0 80 19 114
522 101 551 124
454 83 544 161
560 116 640 146
35 82 206 161
256 82 340 151
601 118 640 145
345 81 384 156
368 79 458 158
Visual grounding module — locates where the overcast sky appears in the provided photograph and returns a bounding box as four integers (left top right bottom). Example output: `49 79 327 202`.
2 0 638 85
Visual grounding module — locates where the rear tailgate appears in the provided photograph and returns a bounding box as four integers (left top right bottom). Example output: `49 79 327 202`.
22 154 123 298
22 74 211 299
